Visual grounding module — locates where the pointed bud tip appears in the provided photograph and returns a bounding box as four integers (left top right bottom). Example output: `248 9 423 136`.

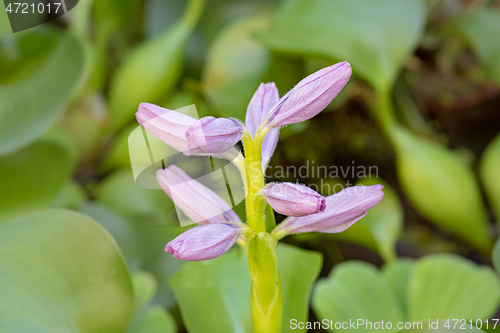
318 197 327 212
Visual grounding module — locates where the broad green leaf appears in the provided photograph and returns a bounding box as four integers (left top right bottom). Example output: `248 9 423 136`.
202 14 272 120
127 307 176 333
126 271 176 333
94 170 185 307
170 248 253 333
382 258 414 317
96 168 175 224
259 0 426 92
479 133 500 223
332 178 403 261
448 8 500 84
132 271 158 311
0 209 134 332
0 140 73 223
408 254 500 322
312 261 405 333
279 244 322 333
0 33 84 155
170 244 322 333
80 201 142 271
0 31 58 84
108 0 204 128
393 126 492 251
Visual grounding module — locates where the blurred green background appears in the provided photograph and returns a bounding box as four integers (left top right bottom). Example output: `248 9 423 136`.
1 0 500 332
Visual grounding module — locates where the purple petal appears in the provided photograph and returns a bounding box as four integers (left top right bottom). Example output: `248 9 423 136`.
275 185 384 235
157 165 240 224
261 128 279 170
165 223 243 261
261 62 352 128
263 182 326 217
184 116 243 156
245 83 280 136
136 103 197 152
245 83 281 169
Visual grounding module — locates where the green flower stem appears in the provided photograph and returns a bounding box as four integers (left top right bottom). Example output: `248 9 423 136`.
242 130 282 333
242 131 266 233
246 232 282 333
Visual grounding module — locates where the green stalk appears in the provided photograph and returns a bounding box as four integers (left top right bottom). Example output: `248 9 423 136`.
246 233 282 333
242 132 266 233
242 131 282 333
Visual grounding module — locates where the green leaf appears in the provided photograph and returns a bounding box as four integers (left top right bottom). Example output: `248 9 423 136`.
170 248 253 333
408 254 500 322
132 271 158 311
393 127 492 251
126 271 176 333
108 0 204 128
127 306 176 333
382 258 414 317
202 13 272 120
479 133 500 223
94 170 186 307
170 244 322 333
96 168 174 224
0 140 73 223
448 8 500 84
0 33 85 155
0 209 134 332
258 0 426 92
312 261 405 333
0 31 58 84
279 244 322 333
332 178 403 261
80 201 144 272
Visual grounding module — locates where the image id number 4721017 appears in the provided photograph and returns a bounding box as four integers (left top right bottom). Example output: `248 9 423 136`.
443 319 499 330
5 2 62 14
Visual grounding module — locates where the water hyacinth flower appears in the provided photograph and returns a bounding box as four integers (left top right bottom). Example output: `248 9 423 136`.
165 223 245 261
262 182 326 217
157 165 241 225
259 62 352 132
184 116 244 156
245 83 280 169
138 61 382 332
272 185 384 237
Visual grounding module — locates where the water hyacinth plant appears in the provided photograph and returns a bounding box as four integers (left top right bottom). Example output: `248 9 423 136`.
136 62 384 332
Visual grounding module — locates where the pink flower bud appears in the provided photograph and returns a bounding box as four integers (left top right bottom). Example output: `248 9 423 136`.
273 185 384 236
157 165 240 225
261 62 352 129
184 116 243 156
263 182 326 217
165 223 243 261
136 103 196 152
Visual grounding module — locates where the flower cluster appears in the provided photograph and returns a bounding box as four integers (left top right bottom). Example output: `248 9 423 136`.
136 61 384 261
